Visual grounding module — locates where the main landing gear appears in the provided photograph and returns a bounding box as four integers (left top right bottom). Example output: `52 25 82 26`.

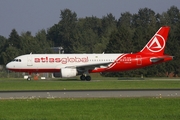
80 75 91 81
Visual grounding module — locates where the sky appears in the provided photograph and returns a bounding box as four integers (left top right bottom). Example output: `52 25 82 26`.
0 0 180 38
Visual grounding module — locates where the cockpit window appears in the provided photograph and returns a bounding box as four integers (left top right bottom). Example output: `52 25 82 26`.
12 59 22 62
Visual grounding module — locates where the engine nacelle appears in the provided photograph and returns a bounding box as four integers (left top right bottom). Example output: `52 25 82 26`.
53 72 61 77
52 68 77 78
61 68 77 78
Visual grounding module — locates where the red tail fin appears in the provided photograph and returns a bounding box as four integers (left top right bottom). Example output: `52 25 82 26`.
140 26 170 55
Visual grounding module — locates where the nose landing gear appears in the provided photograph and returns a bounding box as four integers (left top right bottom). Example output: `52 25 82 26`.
27 77 31 81
27 72 32 81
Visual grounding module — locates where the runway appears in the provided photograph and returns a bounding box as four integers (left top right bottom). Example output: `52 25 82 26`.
0 89 180 99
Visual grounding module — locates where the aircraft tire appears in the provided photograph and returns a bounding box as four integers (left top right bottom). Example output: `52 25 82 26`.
27 77 31 81
80 75 86 81
85 76 91 81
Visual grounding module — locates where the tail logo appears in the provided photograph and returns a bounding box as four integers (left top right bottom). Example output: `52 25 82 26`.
146 34 165 52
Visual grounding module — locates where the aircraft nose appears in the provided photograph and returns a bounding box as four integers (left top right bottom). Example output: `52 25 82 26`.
6 63 12 69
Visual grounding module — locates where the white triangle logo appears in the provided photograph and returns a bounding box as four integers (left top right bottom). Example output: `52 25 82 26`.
148 37 162 49
146 34 165 53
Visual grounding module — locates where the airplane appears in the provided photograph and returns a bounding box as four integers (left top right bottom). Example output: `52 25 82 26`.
6 26 173 81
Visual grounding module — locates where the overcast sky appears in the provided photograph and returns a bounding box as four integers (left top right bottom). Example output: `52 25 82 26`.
0 0 180 38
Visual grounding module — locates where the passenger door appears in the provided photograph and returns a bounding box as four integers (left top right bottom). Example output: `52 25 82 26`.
27 55 33 66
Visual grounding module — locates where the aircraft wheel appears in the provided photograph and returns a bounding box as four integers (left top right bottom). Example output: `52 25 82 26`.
85 76 91 81
80 75 86 81
27 77 31 81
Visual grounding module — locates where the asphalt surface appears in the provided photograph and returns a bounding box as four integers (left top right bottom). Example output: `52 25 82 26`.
0 89 180 99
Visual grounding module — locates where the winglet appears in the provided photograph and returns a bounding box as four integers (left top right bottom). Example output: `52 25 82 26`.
140 26 170 55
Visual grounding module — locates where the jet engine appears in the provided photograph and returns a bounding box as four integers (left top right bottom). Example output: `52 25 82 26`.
53 68 77 78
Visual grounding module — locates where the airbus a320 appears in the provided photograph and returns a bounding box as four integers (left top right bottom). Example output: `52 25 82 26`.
6 26 173 81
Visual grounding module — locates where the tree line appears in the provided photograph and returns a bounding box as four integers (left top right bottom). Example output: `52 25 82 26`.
0 6 180 77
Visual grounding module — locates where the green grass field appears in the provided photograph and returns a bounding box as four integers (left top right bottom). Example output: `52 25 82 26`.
0 98 180 120
0 77 180 120
0 77 180 90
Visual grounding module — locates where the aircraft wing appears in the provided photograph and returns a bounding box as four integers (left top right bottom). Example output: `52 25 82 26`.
64 62 112 70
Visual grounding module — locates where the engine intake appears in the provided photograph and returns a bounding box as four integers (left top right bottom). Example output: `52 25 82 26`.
53 68 77 78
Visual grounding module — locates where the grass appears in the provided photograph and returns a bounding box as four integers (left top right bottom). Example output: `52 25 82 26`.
0 77 180 90
0 98 180 120
0 77 180 119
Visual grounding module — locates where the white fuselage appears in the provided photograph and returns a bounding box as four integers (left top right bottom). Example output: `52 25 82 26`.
6 53 123 73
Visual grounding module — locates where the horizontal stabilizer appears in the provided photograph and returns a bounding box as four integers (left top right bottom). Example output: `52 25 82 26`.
150 56 173 63
150 58 164 63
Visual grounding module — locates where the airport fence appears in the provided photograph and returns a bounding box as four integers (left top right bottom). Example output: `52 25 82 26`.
0 70 52 79
0 65 174 79
0 65 51 79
